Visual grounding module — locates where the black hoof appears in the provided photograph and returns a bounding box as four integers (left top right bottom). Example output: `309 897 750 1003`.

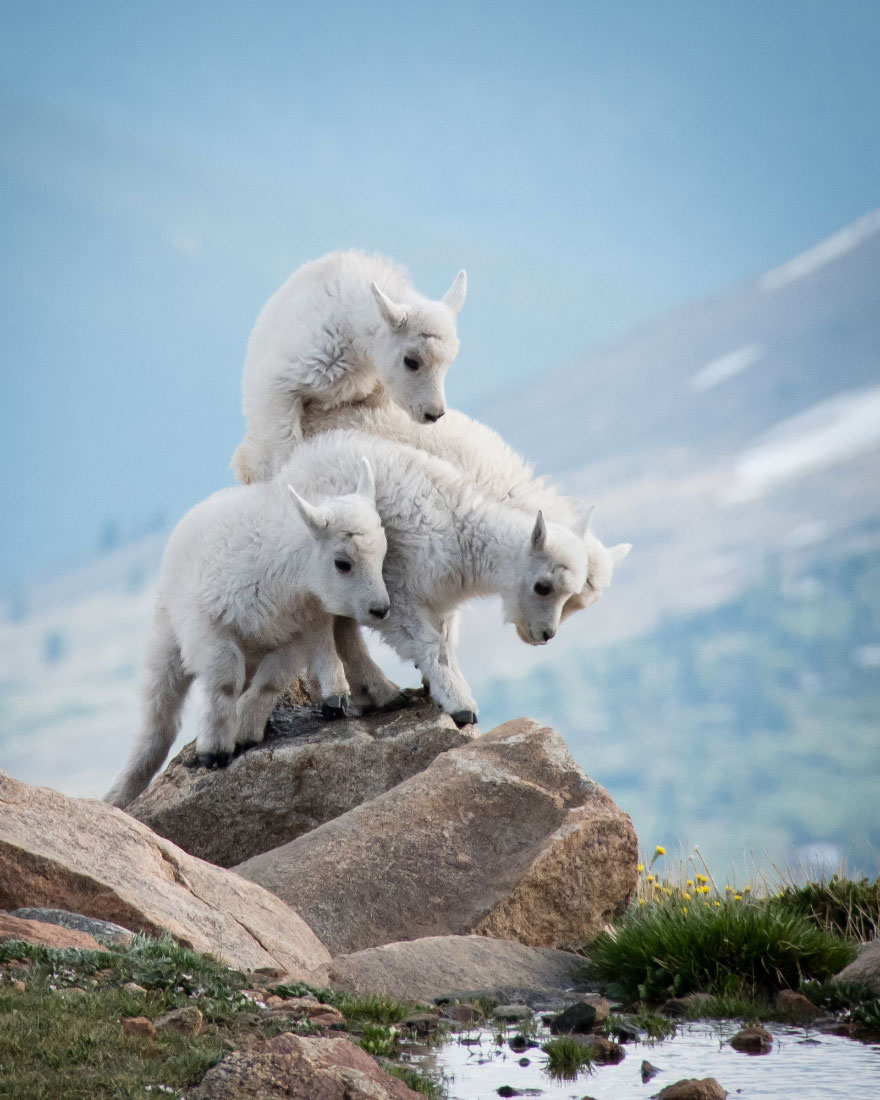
196 751 232 769
450 710 478 728
321 693 350 720
233 739 261 758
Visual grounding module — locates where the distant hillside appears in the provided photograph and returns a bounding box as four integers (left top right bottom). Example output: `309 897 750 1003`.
2 210 879 870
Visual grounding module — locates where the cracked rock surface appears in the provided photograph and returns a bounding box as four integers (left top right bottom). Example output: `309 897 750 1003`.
0 770 330 975
128 697 474 868
235 718 638 955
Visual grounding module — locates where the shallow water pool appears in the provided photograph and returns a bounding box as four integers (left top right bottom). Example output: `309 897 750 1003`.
423 1020 880 1100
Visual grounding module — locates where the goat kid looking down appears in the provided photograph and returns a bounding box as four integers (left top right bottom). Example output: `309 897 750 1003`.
277 431 590 727
232 250 467 484
302 397 632 618
104 459 388 808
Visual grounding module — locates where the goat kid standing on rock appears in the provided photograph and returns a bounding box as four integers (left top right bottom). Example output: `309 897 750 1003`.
231 250 467 484
104 459 389 808
303 398 632 617
276 431 591 727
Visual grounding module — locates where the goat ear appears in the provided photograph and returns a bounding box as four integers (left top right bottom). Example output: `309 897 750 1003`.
370 282 408 330
441 269 467 314
609 542 632 565
573 504 596 539
288 485 328 535
531 510 547 551
356 455 376 503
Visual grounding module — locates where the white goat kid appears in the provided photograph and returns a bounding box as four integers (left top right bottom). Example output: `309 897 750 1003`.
277 432 589 727
104 459 388 808
231 250 467 484
302 399 632 614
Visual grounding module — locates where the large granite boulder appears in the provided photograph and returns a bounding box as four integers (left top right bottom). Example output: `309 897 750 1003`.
324 934 589 1002
0 770 330 976
128 699 473 867
235 719 638 954
189 1033 421 1100
835 938 880 995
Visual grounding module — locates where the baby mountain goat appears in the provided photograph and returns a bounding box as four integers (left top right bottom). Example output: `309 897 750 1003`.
277 432 591 726
303 399 632 617
231 250 467 484
104 459 388 808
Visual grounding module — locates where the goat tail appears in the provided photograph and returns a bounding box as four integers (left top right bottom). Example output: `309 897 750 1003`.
104 608 190 808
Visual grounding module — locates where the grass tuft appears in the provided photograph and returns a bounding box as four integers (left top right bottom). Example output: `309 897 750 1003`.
386 1064 447 1098
334 993 416 1024
587 897 856 1002
541 1035 595 1078
772 876 880 941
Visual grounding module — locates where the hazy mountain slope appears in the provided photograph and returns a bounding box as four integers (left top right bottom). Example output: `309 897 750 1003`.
1 211 878 870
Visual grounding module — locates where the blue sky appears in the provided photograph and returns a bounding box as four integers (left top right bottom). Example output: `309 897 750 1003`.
2 1 879 588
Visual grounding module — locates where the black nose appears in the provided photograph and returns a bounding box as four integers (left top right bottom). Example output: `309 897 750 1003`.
370 605 390 620
542 629 555 642
423 410 445 423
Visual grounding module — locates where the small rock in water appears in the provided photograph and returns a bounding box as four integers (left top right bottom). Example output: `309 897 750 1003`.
497 1088 520 1098
549 997 609 1033
493 1003 533 1022
447 1002 484 1024
612 1017 640 1042
656 1079 727 1100
518 1056 531 1066
400 1011 441 1035
776 989 821 1021
573 1034 624 1063
641 1058 660 1082
730 1024 772 1053
508 1033 533 1052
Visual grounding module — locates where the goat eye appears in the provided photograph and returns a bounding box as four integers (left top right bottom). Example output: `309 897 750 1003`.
334 560 352 574
533 582 552 597
403 356 420 371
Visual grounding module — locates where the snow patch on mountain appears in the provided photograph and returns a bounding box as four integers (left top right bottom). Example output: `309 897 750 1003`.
690 343 763 392
759 208 880 292
719 384 880 504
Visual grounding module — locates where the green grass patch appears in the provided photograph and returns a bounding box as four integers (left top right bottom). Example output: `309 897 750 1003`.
773 876 880 941
357 1022 400 1057
541 1036 595 1078
802 979 880 1034
587 898 856 1003
334 993 416 1024
386 1064 447 1098
607 1010 676 1041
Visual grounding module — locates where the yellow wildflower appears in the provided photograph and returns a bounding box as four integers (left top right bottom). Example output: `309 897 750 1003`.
637 864 644 873
655 845 666 856
683 891 692 900
714 900 721 907
646 874 655 883
686 879 694 887
682 906 688 915
734 894 742 901
638 898 646 906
